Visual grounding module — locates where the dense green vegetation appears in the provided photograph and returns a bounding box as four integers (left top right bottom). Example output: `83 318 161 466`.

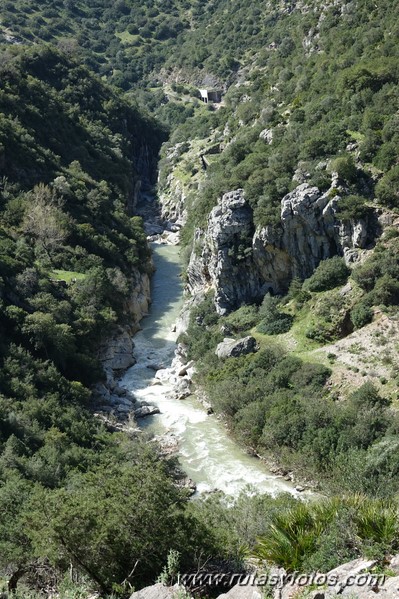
1 0 399 595
0 46 209 596
190 492 399 575
0 45 159 384
159 0 399 239
181 242 399 497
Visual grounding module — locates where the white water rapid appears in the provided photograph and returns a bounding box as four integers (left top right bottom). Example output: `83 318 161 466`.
121 243 298 497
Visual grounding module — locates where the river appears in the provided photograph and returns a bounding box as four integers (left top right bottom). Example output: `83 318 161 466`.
121 243 297 497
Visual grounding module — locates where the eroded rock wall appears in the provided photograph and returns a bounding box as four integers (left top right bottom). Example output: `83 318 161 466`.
187 184 376 314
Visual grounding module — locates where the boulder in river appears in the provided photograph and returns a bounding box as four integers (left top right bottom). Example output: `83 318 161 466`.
215 336 258 359
134 405 160 418
177 360 195 376
174 377 191 400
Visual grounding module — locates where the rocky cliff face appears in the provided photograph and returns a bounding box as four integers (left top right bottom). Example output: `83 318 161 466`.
128 141 160 215
96 270 151 394
187 184 377 314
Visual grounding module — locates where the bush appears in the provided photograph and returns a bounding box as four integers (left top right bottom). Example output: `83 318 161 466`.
350 299 373 329
330 154 357 184
371 274 399 306
304 257 350 292
253 496 398 573
336 195 372 221
257 315 293 335
375 166 399 208
224 304 258 333
256 295 293 335
285 277 311 307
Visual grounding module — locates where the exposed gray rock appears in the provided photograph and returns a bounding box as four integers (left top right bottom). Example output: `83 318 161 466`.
378 576 399 597
174 377 191 399
134 405 160 418
116 404 132 414
177 360 195 376
129 583 179 599
311 558 378 598
187 185 377 314
93 382 111 403
126 270 151 325
216 336 258 359
327 557 377 581
259 128 273 144
128 556 399 599
187 190 260 314
217 585 262 598
100 328 135 372
159 172 188 225
144 222 164 235
389 554 399 574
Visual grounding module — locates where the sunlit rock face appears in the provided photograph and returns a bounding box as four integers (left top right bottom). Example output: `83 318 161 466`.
187 185 376 314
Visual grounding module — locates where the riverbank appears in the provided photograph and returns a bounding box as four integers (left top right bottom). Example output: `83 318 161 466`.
119 242 300 497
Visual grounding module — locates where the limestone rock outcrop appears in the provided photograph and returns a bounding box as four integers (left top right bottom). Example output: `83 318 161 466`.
187 185 377 314
134 405 161 418
215 336 258 359
187 189 260 315
129 583 178 599
101 328 136 373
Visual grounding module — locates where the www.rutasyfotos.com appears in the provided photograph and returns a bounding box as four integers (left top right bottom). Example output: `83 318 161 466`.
180 571 385 589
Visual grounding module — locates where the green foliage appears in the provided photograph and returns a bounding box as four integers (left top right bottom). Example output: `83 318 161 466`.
27 445 205 593
375 166 399 207
305 290 352 343
253 496 399 573
2 1 399 594
336 195 372 221
191 297 397 492
223 304 258 333
285 278 311 308
350 235 399 327
157 550 181 586
0 46 203 596
350 300 373 329
304 257 350 293
330 154 357 184
256 295 293 335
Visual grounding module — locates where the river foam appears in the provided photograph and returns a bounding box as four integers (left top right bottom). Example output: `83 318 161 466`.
121 243 298 497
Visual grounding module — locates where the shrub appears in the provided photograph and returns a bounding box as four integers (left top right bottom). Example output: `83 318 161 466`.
371 274 399 306
285 277 311 307
305 323 332 343
350 299 373 329
256 295 293 335
352 262 379 291
253 497 398 573
304 257 350 292
336 195 372 221
375 166 399 208
257 315 292 335
330 154 357 184
349 382 390 409
224 304 258 333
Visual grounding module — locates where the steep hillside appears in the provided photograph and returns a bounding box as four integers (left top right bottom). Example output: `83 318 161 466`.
1 0 399 596
154 0 399 501
0 46 218 596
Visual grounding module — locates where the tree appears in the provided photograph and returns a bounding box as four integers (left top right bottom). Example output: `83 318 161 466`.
256 295 293 335
22 184 68 259
304 257 350 292
27 448 201 594
375 166 399 208
22 312 75 359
